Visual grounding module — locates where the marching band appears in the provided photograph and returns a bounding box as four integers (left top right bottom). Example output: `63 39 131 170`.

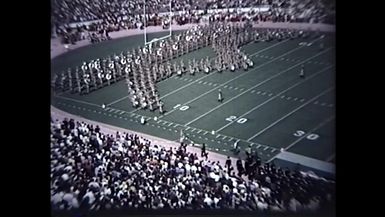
52 23 310 113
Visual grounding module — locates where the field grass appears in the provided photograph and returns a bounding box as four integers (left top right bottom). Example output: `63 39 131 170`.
51 30 335 173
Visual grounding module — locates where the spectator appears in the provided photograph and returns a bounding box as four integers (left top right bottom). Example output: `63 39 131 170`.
51 115 334 212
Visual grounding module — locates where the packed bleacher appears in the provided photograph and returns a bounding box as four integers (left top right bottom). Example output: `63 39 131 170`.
51 117 335 212
51 0 335 44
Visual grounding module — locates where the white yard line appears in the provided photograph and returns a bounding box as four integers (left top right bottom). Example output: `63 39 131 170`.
247 87 335 142
55 95 101 107
216 65 333 132
184 50 332 127
285 116 335 151
266 115 335 163
105 40 290 108
160 38 326 119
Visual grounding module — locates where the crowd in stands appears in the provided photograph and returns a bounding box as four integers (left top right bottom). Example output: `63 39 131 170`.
51 117 335 212
51 0 335 44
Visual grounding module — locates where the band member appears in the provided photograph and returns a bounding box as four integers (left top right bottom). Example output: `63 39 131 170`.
159 101 164 114
300 65 305 78
218 89 223 103
140 116 146 125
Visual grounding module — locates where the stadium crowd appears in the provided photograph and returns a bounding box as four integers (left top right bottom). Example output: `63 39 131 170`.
51 117 335 212
51 0 335 44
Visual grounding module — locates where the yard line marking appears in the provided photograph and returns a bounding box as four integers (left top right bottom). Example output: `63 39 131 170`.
216 66 334 132
256 144 261 149
216 134 220 138
267 116 335 163
222 135 227 140
203 131 208 135
160 41 328 119
106 96 131 107
197 129 202 134
228 138 233 142
185 127 190 131
184 54 333 127
168 123 173 127
247 87 335 141
191 128 196 132
56 95 101 107
264 147 269 151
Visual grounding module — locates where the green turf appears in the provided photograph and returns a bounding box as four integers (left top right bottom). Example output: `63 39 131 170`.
51 31 336 164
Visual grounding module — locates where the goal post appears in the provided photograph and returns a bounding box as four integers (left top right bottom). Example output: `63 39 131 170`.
143 0 172 46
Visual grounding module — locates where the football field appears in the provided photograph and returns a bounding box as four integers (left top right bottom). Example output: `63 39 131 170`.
51 30 335 175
